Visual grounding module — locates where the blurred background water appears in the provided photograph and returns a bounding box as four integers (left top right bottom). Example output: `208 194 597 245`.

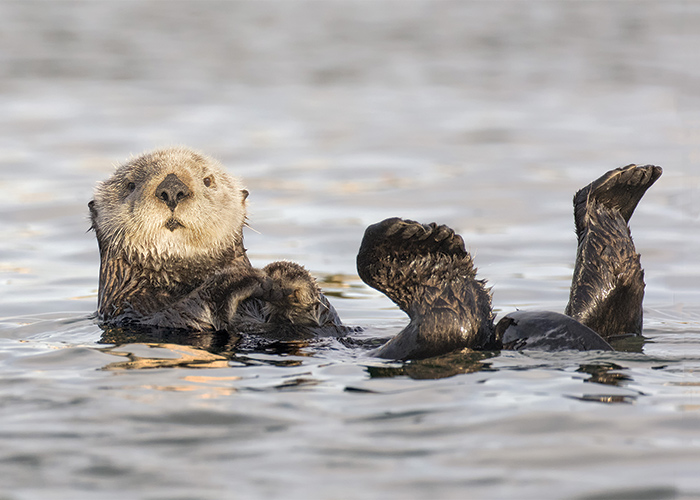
1 1 700 499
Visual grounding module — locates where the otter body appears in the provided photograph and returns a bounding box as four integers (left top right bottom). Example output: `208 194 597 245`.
91 148 660 361
90 147 344 339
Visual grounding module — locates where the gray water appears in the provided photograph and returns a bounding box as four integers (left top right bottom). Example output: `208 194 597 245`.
1 1 700 499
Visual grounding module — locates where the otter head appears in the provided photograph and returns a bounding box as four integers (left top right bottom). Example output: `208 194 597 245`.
89 147 249 266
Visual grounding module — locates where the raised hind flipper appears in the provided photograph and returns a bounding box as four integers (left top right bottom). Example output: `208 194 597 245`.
357 218 495 360
565 164 662 338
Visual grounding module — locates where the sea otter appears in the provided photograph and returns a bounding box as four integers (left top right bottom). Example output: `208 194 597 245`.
89 147 348 342
90 147 661 360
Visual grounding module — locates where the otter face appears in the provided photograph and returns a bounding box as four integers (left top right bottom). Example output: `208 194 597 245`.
90 147 249 262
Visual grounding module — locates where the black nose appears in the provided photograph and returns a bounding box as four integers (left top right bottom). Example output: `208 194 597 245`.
155 173 190 211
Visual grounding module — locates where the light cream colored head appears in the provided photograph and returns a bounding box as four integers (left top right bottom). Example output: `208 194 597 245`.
90 147 248 264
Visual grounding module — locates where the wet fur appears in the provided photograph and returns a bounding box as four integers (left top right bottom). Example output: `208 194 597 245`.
357 218 495 360
91 147 343 336
565 164 662 337
92 150 661 360
357 165 661 359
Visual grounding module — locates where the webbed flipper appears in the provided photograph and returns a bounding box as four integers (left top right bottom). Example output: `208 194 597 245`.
565 164 662 338
357 218 495 360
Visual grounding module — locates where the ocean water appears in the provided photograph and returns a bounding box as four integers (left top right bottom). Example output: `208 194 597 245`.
1 1 700 499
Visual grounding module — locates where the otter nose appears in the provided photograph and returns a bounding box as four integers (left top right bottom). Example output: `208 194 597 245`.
156 173 190 211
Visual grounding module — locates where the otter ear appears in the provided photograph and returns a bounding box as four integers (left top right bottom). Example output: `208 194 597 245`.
241 189 249 201
88 200 98 230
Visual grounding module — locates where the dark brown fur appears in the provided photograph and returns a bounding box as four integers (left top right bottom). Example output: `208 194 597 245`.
357 165 661 358
91 147 345 340
357 218 495 360
565 164 662 337
92 149 661 360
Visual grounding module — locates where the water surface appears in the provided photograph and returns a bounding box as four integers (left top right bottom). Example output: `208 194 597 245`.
1 2 700 499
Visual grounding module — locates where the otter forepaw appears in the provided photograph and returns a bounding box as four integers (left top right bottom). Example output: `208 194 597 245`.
252 277 294 303
262 261 322 307
259 261 341 327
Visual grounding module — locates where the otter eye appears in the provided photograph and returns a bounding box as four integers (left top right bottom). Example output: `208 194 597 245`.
127 182 136 192
203 176 212 187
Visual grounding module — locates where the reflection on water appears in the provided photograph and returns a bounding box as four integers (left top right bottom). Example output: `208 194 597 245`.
101 343 232 371
366 349 496 380
95 326 650 409
99 325 244 358
578 362 632 387
573 394 638 405
98 325 320 370
608 333 647 353
574 363 639 404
